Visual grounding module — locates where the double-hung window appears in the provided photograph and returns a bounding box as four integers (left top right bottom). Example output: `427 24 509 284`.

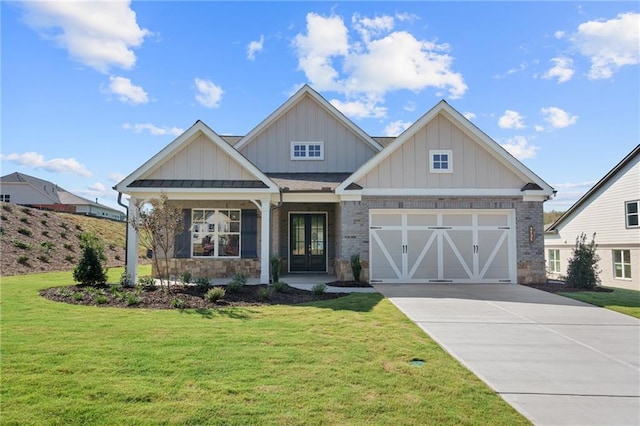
291 142 324 160
548 249 561 273
430 150 452 173
191 209 240 257
0 194 10 202
613 250 632 279
625 201 639 228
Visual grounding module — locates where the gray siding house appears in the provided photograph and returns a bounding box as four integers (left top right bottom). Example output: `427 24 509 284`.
545 145 639 290
116 85 554 284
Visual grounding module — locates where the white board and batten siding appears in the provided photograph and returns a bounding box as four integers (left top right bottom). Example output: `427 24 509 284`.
144 133 256 181
239 96 377 173
370 209 517 284
357 113 526 190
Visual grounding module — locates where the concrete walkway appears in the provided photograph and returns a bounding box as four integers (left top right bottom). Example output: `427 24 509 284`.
374 283 640 426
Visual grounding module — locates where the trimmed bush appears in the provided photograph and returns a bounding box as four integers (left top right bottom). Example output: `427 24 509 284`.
270 255 281 283
350 254 362 282
271 281 289 293
311 283 327 295
180 271 193 285
73 232 108 286
257 286 272 300
170 298 186 309
565 232 601 289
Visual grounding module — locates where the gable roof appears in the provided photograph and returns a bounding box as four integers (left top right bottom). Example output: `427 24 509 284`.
546 144 640 232
336 100 555 196
1 172 123 213
115 120 279 193
234 84 383 152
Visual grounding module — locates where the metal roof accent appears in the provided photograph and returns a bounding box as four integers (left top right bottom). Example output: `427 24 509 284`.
129 179 269 189
266 173 351 191
521 182 543 191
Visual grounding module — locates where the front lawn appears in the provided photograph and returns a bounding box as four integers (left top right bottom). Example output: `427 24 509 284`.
1 268 528 425
559 287 640 318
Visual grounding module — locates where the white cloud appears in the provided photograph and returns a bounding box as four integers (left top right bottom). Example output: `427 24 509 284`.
247 35 264 61
106 76 148 104
0 152 92 177
554 30 566 39
542 57 575 83
463 112 477 120
403 101 416 112
541 107 578 128
383 120 412 136
498 110 525 129
293 12 467 119
553 180 597 189
571 12 640 79
123 122 184 136
534 125 545 132
20 0 150 73
107 172 126 183
501 136 538 160
74 182 119 204
330 98 387 119
194 78 224 108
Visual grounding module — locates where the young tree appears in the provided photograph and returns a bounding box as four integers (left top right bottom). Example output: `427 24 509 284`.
565 232 601 289
73 232 108 286
131 193 184 292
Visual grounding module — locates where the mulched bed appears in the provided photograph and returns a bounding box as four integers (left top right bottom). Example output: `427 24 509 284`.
40 283 348 310
523 282 614 293
326 280 372 288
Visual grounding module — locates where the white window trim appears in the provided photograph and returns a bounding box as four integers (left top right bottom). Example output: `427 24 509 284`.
625 200 639 228
191 209 241 258
429 149 453 173
548 249 561 274
291 141 324 161
612 249 632 280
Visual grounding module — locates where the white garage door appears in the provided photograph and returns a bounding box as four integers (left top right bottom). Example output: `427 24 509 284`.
369 209 516 283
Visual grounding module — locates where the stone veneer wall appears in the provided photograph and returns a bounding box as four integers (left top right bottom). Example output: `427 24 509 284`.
335 196 546 284
152 258 260 279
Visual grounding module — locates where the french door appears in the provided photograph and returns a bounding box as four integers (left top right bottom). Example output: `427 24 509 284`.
290 213 326 272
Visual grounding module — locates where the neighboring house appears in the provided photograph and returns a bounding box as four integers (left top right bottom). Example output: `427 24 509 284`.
545 145 640 290
116 85 554 284
0 172 126 221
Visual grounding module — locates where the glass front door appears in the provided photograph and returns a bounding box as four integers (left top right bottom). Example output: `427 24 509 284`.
290 214 326 272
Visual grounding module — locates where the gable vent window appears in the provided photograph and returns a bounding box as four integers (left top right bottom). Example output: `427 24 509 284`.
430 150 453 173
291 142 324 160
626 200 639 228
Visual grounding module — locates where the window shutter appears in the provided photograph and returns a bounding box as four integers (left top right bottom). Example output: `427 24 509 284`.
241 209 257 258
174 209 191 258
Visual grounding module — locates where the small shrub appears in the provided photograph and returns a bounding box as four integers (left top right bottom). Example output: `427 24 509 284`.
73 292 84 301
170 297 186 309
17 227 32 237
108 243 116 251
95 294 108 305
1 215 7 221
73 232 108 286
56 287 72 298
114 254 121 261
110 284 123 296
311 283 327 295
37 254 50 263
126 293 140 306
42 212 48 217
138 275 156 290
270 255 281 283
0 226 4 235
20 207 32 215
12 240 31 250
64 255 75 263
350 254 362 282
41 241 54 251
17 255 29 265
232 272 249 285
60 222 69 230
40 219 48 226
271 281 289 293
19 217 29 224
63 243 74 251
75 224 82 231
42 230 50 237
205 287 226 302
257 286 272 300
180 271 193 285
195 277 209 291
119 271 133 287
226 279 244 293
60 231 68 239
2 204 12 212
565 232 601 289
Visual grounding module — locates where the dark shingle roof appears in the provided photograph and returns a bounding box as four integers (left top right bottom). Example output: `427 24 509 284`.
129 179 268 189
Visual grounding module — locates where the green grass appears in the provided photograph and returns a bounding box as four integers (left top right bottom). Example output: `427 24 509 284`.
1 267 528 425
559 287 640 318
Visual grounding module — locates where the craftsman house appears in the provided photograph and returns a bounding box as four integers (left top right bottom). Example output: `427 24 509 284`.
116 85 554 284
545 145 639 290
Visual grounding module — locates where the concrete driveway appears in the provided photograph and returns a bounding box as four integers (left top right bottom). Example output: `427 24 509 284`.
374 283 640 426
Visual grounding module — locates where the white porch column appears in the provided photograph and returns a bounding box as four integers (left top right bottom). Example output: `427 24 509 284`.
126 197 140 285
259 197 271 284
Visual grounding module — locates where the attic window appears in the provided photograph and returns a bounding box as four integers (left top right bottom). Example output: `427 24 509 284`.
430 150 452 173
291 142 324 160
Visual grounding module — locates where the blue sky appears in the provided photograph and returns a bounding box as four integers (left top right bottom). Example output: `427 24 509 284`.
2 1 638 212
